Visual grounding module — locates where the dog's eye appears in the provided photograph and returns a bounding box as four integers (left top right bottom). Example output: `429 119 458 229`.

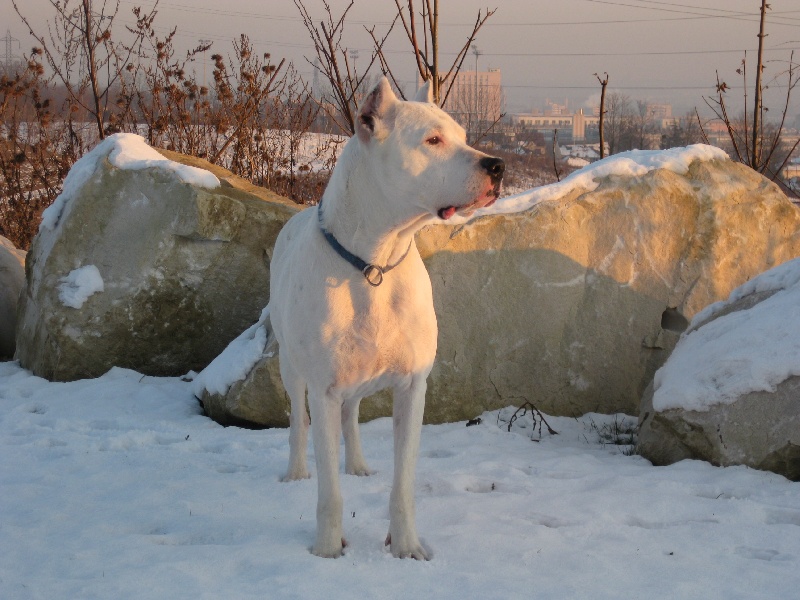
426 136 441 145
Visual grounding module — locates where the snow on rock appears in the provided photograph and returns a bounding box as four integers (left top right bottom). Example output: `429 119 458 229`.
639 257 800 480
194 306 292 428
40 133 220 232
691 255 800 332
192 307 272 397
58 265 105 309
454 143 729 223
652 257 800 412
1 360 800 599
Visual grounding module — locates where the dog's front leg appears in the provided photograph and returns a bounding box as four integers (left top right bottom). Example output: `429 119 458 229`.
309 390 345 558
387 374 430 560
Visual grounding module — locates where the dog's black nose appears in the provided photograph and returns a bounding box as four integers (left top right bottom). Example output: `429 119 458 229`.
480 156 505 183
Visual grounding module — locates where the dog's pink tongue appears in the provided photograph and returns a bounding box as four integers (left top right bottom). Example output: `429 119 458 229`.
438 206 457 220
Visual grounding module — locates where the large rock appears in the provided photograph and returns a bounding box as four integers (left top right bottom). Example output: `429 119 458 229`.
15 134 299 380
0 235 26 359
638 257 800 480
198 147 800 427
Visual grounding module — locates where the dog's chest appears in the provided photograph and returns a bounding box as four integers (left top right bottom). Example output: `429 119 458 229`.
322 275 437 386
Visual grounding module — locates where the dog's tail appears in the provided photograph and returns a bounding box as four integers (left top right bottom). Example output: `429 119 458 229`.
261 304 277 357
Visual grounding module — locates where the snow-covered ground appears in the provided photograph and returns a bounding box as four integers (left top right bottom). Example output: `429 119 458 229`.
2 361 799 599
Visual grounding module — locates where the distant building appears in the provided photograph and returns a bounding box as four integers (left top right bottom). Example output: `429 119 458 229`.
659 117 680 130
646 103 672 120
441 68 503 124
514 108 600 142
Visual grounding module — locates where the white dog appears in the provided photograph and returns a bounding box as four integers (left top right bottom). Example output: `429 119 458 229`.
269 77 504 559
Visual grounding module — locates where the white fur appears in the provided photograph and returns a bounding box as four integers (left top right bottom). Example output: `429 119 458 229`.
269 78 502 559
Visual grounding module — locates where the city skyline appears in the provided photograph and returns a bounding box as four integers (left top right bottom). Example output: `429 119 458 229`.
2 0 799 118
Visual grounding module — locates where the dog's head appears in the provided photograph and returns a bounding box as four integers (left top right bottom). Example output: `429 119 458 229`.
355 77 504 221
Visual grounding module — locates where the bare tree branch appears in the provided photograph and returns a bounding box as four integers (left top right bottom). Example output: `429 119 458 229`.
751 0 769 167
594 72 608 159
296 0 383 135
695 107 711 145
762 51 798 171
12 0 155 140
365 19 404 98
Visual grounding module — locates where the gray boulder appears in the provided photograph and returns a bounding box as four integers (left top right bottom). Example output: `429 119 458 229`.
197 148 800 427
15 134 299 380
0 235 26 359
638 257 800 480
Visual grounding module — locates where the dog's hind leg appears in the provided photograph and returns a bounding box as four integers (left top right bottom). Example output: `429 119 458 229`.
386 373 430 560
281 357 310 482
342 396 373 476
309 389 346 558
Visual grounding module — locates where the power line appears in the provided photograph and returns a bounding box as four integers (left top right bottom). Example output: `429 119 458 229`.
389 78 790 92
580 0 800 27
469 47 800 58
502 84 733 90
628 0 800 22
118 19 800 60
117 0 800 29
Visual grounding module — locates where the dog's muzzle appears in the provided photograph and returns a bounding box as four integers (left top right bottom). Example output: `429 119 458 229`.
435 156 505 220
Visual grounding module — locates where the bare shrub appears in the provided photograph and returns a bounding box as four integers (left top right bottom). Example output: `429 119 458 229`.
126 11 215 155
12 0 157 141
258 63 343 203
0 50 76 250
2 2 343 248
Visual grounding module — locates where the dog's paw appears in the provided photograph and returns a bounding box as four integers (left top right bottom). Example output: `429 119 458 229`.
345 464 375 477
385 533 430 561
311 537 346 559
281 468 311 482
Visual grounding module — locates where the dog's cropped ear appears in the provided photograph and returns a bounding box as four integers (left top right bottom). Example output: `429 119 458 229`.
414 79 434 104
356 77 398 143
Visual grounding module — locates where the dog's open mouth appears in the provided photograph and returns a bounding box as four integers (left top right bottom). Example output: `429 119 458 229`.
437 183 501 220
437 206 458 220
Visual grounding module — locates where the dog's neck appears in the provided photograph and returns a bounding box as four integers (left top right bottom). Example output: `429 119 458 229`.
319 141 435 269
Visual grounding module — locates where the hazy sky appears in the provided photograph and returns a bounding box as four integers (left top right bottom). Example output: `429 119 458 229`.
3 0 800 118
